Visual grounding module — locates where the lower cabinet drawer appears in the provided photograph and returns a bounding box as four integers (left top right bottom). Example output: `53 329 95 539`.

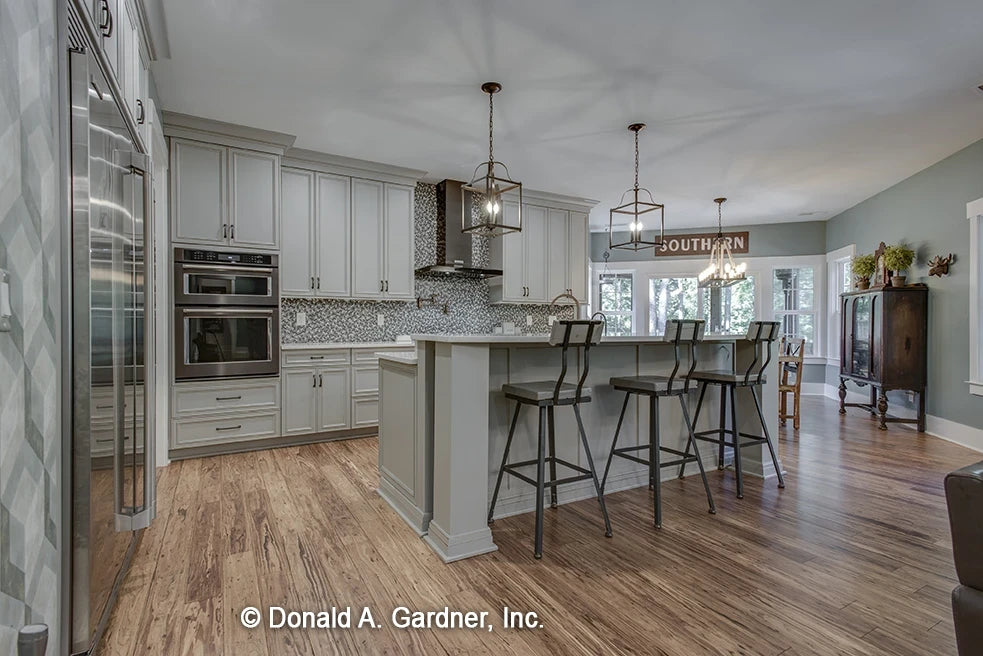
172 412 280 449
351 365 379 395
91 420 145 458
352 395 379 428
173 378 280 417
91 385 145 421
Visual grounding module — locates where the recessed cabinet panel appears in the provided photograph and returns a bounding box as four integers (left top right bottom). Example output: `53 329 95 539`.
230 150 279 249
317 173 351 296
384 184 414 299
352 179 385 298
280 168 316 296
547 208 569 299
352 397 379 428
523 205 549 302
318 367 351 431
500 202 525 301
172 140 226 244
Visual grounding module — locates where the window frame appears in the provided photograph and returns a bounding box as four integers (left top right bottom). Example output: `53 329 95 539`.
968 198 983 396
771 265 819 356
825 245 856 367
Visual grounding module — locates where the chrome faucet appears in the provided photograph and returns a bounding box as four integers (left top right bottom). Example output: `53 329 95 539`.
548 292 583 320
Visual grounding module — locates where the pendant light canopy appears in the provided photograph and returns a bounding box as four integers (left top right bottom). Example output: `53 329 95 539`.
609 123 665 251
698 198 747 288
462 82 523 237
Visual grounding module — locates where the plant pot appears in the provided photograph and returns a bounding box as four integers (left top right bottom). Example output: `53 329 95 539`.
857 278 870 290
891 275 907 288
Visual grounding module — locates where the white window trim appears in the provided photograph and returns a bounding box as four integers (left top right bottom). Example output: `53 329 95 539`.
770 263 822 359
592 268 636 336
968 198 983 396
825 244 856 367
598 254 827 363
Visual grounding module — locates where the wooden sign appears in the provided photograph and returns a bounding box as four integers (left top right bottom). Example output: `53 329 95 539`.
653 231 749 257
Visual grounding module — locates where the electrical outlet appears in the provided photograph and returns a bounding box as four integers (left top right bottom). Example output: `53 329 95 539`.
547 315 557 326
526 314 533 327
377 313 385 327
295 311 307 327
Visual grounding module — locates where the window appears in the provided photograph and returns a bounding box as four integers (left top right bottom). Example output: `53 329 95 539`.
773 267 816 355
826 245 855 364
598 272 634 336
703 277 756 335
648 277 699 335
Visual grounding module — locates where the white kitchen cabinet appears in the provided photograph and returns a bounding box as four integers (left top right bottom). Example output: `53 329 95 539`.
352 397 379 428
171 139 227 244
170 377 282 456
352 179 384 298
171 139 280 251
317 367 351 431
547 208 569 299
230 150 279 249
281 368 319 436
567 210 589 303
351 179 414 300
316 173 351 296
280 167 316 296
490 203 548 303
383 183 415 299
120 0 140 121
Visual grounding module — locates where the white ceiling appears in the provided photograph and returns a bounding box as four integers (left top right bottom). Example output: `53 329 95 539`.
151 0 983 230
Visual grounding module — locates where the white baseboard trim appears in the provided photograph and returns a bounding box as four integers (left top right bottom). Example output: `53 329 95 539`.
806 384 983 454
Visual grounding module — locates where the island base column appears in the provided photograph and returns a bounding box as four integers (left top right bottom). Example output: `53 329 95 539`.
424 342 498 562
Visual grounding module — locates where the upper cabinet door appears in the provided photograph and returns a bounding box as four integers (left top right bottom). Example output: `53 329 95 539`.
171 139 227 245
523 205 549 302
547 208 569 298
316 173 351 297
229 149 279 250
500 201 525 301
383 183 414 299
279 168 316 297
567 211 588 303
351 179 385 298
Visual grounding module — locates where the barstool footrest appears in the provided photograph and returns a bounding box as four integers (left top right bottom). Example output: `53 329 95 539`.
609 445 704 470
503 456 593 489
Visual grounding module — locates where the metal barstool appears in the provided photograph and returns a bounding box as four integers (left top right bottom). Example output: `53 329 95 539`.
601 319 716 528
679 320 786 499
488 320 612 559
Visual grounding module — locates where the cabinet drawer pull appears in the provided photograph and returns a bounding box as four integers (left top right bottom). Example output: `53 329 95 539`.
136 99 145 124
95 404 113 409
384 280 389 292
230 224 235 239
311 276 315 289
313 374 317 387
380 280 384 292
215 425 242 432
309 355 325 360
222 223 228 238
99 0 114 37
319 374 323 387
316 276 320 289
215 395 242 401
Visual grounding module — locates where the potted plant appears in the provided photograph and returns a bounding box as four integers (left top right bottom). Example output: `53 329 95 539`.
884 244 915 287
851 254 877 290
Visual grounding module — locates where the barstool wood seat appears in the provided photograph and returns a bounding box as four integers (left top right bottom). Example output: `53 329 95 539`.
601 320 716 528
488 320 612 559
682 321 786 499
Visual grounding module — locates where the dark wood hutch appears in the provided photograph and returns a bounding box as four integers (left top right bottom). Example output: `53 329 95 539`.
839 285 928 431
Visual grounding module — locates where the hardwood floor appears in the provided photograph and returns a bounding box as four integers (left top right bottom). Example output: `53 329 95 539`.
100 396 978 656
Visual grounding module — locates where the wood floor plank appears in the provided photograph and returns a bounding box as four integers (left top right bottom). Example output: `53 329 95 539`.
101 397 976 655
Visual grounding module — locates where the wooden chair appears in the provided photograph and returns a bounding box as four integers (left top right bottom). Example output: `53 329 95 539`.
778 336 806 430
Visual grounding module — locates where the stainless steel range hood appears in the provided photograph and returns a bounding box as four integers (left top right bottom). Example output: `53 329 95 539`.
415 180 503 278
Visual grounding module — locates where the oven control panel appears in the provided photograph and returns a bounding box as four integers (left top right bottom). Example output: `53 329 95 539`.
176 248 277 267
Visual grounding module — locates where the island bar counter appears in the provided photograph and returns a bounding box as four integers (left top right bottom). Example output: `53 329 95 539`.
384 334 781 563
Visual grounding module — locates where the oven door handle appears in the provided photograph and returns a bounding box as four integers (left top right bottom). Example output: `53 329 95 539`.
180 308 275 317
179 264 275 274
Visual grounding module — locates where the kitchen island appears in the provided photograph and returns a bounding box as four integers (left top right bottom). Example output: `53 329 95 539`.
378 334 781 563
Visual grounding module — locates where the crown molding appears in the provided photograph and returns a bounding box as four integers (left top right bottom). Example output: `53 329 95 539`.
162 112 296 155
282 148 427 186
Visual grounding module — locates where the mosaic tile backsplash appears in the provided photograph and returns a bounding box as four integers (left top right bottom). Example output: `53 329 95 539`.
282 182 573 343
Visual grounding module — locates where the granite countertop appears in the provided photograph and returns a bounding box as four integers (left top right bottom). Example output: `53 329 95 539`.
378 351 419 366
410 333 743 344
281 340 415 351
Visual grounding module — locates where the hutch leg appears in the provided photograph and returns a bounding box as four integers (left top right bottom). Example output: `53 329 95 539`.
838 379 847 414
877 391 889 431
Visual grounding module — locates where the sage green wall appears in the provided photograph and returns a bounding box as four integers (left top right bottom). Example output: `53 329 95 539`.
826 137 983 431
590 220 828 262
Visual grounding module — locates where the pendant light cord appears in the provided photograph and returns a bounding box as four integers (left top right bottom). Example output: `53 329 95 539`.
633 129 640 191
716 200 724 238
488 91 494 164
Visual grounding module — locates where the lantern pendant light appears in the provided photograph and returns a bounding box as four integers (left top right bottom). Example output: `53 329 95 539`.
462 82 523 237
698 198 747 288
609 123 665 251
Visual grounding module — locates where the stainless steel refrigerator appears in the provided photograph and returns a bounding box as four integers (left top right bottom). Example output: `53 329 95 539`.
67 11 156 654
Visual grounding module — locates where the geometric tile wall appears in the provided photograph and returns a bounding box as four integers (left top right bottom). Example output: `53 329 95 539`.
282 182 573 343
0 0 63 653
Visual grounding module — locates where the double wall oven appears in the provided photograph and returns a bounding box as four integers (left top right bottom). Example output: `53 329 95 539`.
174 248 280 379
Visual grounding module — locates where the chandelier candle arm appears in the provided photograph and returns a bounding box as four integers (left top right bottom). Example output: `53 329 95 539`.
609 123 666 251
462 82 522 237
698 198 747 288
